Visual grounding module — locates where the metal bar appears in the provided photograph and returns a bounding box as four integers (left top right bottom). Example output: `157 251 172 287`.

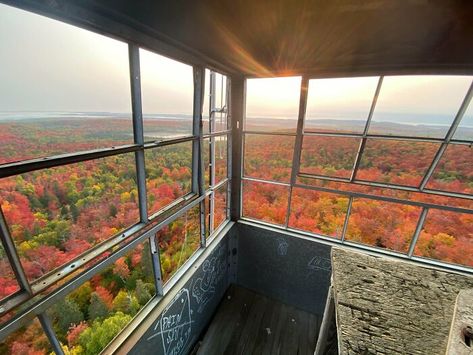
226 77 233 223
193 65 206 247
0 209 32 294
209 71 217 233
0 193 206 339
340 197 353 242
37 313 64 355
303 131 447 143
0 144 140 179
293 182 473 214
243 176 292 187
143 135 197 150
419 81 473 190
408 207 428 257
202 130 232 138
233 77 246 220
299 172 473 200
243 130 297 137
285 77 309 227
148 236 164 296
351 76 383 181
129 44 148 223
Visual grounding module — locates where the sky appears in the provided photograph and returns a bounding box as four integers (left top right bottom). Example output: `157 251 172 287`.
1 3 472 122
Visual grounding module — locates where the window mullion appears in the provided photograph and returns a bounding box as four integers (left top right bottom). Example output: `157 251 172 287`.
0 209 32 295
37 313 64 355
285 76 309 227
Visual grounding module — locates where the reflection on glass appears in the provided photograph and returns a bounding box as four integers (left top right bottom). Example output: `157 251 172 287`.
0 153 139 282
45 240 154 354
1 317 51 354
289 188 349 238
426 143 472 195
214 183 228 232
357 139 439 186
300 136 360 178
214 136 228 186
245 77 301 132
0 4 132 164
156 206 200 282
370 75 472 138
145 142 193 216
414 210 473 267
244 134 295 182
0 243 20 301
453 101 473 141
140 49 193 140
345 198 421 253
242 180 289 225
203 70 228 134
304 76 378 133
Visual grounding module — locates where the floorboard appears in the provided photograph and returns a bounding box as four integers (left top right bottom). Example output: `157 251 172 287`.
197 285 320 355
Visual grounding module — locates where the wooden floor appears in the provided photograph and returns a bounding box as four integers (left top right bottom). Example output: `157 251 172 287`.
196 285 320 355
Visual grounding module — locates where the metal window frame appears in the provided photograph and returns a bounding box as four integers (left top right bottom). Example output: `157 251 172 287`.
240 75 473 273
0 31 232 355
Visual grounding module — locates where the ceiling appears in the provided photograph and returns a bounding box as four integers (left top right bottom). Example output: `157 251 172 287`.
6 0 473 77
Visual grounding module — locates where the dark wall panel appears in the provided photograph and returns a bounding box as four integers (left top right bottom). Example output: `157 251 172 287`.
128 228 236 355
236 223 331 315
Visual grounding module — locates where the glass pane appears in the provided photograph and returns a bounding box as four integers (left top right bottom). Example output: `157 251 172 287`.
203 70 211 135
289 188 349 238
203 70 228 135
242 180 289 225
0 4 132 165
357 139 439 186
1 317 52 354
156 205 201 283
0 243 20 301
370 75 472 138
345 198 422 253
214 182 228 232
426 143 472 195
414 210 473 267
305 77 379 134
245 77 301 132
297 176 473 211
244 134 295 182
145 142 193 216
300 136 360 179
454 100 473 140
214 135 228 186
0 153 139 282
140 49 193 141
45 240 155 354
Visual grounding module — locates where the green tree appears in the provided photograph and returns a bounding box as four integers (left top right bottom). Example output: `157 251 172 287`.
78 312 132 355
135 279 153 305
69 282 93 316
49 298 84 338
88 293 109 320
112 290 140 315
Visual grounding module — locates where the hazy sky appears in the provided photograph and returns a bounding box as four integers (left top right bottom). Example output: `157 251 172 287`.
1 3 472 120
0 3 193 114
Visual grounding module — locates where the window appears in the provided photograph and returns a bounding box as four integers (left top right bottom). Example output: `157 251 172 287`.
245 77 301 132
0 244 20 301
1 153 139 282
156 206 201 283
140 49 194 140
145 142 193 217
0 4 132 165
369 76 472 138
242 74 473 270
305 77 378 134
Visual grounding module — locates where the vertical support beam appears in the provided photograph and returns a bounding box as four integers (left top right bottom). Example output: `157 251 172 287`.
340 197 353 242
408 207 428 257
0 208 31 294
230 76 246 221
209 72 217 234
226 77 232 221
193 66 206 247
38 313 64 355
285 77 309 227
419 81 473 190
350 76 383 181
129 44 163 295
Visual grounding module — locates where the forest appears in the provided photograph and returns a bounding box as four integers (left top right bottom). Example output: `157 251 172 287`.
0 116 227 354
243 133 473 267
